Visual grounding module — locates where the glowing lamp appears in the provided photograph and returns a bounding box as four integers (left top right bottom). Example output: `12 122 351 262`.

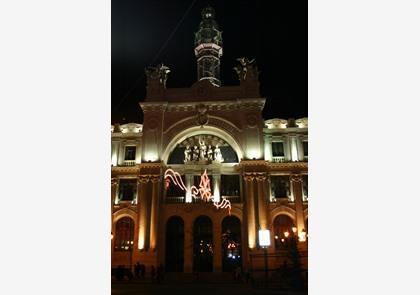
292 227 297 233
258 229 271 248
298 229 307 242
284 231 290 238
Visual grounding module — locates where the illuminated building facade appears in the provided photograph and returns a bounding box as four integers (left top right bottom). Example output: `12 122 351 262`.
111 6 308 275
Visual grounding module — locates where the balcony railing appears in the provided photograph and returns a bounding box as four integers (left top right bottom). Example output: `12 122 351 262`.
122 160 136 166
272 156 286 163
165 196 185 204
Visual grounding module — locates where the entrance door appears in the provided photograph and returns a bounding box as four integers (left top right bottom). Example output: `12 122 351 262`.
165 216 184 272
193 215 213 272
222 215 242 272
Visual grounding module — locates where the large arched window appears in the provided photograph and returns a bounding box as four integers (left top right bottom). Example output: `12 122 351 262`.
114 217 134 251
222 215 242 272
273 215 296 250
193 216 213 272
165 216 184 272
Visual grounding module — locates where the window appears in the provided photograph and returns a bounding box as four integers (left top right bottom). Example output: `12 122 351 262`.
114 217 134 251
270 176 290 198
303 141 308 158
118 179 137 201
124 146 136 161
273 215 296 250
166 175 186 197
272 142 285 157
221 175 240 196
303 175 308 201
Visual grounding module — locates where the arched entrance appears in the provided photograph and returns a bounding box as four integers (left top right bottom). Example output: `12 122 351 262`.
165 216 184 272
193 216 213 272
273 214 296 250
221 215 242 272
114 217 134 251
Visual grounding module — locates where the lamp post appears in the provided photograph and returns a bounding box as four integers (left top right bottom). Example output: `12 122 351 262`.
258 229 271 288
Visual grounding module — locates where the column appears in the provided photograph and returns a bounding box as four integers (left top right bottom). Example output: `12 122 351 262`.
256 175 268 230
244 175 256 249
184 221 193 273
290 134 298 162
213 222 222 272
290 174 305 233
137 176 149 250
213 173 221 203
149 176 160 250
111 178 118 246
185 173 193 203
264 135 273 162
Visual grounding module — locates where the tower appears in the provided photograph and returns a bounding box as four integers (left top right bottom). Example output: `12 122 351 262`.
194 6 223 87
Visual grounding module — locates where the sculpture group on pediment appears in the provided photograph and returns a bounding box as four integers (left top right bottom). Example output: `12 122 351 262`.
184 136 224 164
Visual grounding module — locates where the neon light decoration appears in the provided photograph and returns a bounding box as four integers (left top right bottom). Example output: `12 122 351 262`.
164 168 231 214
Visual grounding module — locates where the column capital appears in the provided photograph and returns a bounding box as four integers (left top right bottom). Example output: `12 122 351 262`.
150 175 161 183
290 174 303 183
137 175 150 184
111 177 118 185
243 174 255 182
256 174 267 182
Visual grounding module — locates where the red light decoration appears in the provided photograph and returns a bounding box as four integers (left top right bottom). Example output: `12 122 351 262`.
164 168 231 214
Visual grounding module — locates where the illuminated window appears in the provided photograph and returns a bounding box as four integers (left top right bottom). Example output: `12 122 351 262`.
118 179 137 201
124 146 136 161
272 142 285 157
166 175 186 197
114 217 134 251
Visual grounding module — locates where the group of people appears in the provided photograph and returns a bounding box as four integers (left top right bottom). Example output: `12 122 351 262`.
114 263 164 283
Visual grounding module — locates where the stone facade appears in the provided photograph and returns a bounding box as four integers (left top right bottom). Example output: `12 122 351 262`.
111 6 308 275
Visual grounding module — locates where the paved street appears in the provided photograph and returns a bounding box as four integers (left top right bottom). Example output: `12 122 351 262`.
112 282 307 295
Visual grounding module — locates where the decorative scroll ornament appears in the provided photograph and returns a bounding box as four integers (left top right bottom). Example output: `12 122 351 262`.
164 168 231 214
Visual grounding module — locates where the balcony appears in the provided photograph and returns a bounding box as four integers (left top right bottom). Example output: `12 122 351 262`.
122 160 136 166
272 156 286 163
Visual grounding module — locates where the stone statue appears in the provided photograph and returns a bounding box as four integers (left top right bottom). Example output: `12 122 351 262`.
184 145 192 163
213 145 224 162
199 144 207 161
233 57 258 81
207 145 213 161
145 63 171 88
192 146 199 161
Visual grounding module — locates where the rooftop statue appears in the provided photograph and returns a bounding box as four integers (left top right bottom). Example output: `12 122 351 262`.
233 57 259 82
145 63 171 88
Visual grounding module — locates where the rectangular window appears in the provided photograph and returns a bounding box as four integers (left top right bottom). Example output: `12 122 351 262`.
303 141 308 157
124 146 136 161
166 175 186 197
118 179 137 201
270 176 290 198
221 175 240 196
272 142 285 157
303 175 308 201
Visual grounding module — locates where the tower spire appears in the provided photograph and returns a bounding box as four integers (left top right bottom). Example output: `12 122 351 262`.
194 5 223 87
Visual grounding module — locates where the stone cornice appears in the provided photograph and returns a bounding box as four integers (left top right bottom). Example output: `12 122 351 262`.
111 166 140 174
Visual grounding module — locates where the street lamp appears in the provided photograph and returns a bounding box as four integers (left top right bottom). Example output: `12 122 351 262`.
258 229 271 288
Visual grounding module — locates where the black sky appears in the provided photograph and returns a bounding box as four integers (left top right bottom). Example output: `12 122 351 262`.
112 0 307 124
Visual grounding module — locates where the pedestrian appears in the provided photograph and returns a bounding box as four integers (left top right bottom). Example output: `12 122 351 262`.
150 265 156 282
134 262 140 279
140 264 145 279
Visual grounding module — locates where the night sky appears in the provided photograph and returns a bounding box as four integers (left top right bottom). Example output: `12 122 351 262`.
112 0 307 124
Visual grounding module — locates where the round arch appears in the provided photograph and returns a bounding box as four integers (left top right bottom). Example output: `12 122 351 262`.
162 125 244 164
270 206 296 227
113 208 137 225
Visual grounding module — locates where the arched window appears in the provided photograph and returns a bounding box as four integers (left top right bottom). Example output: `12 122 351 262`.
273 215 296 250
114 217 134 251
